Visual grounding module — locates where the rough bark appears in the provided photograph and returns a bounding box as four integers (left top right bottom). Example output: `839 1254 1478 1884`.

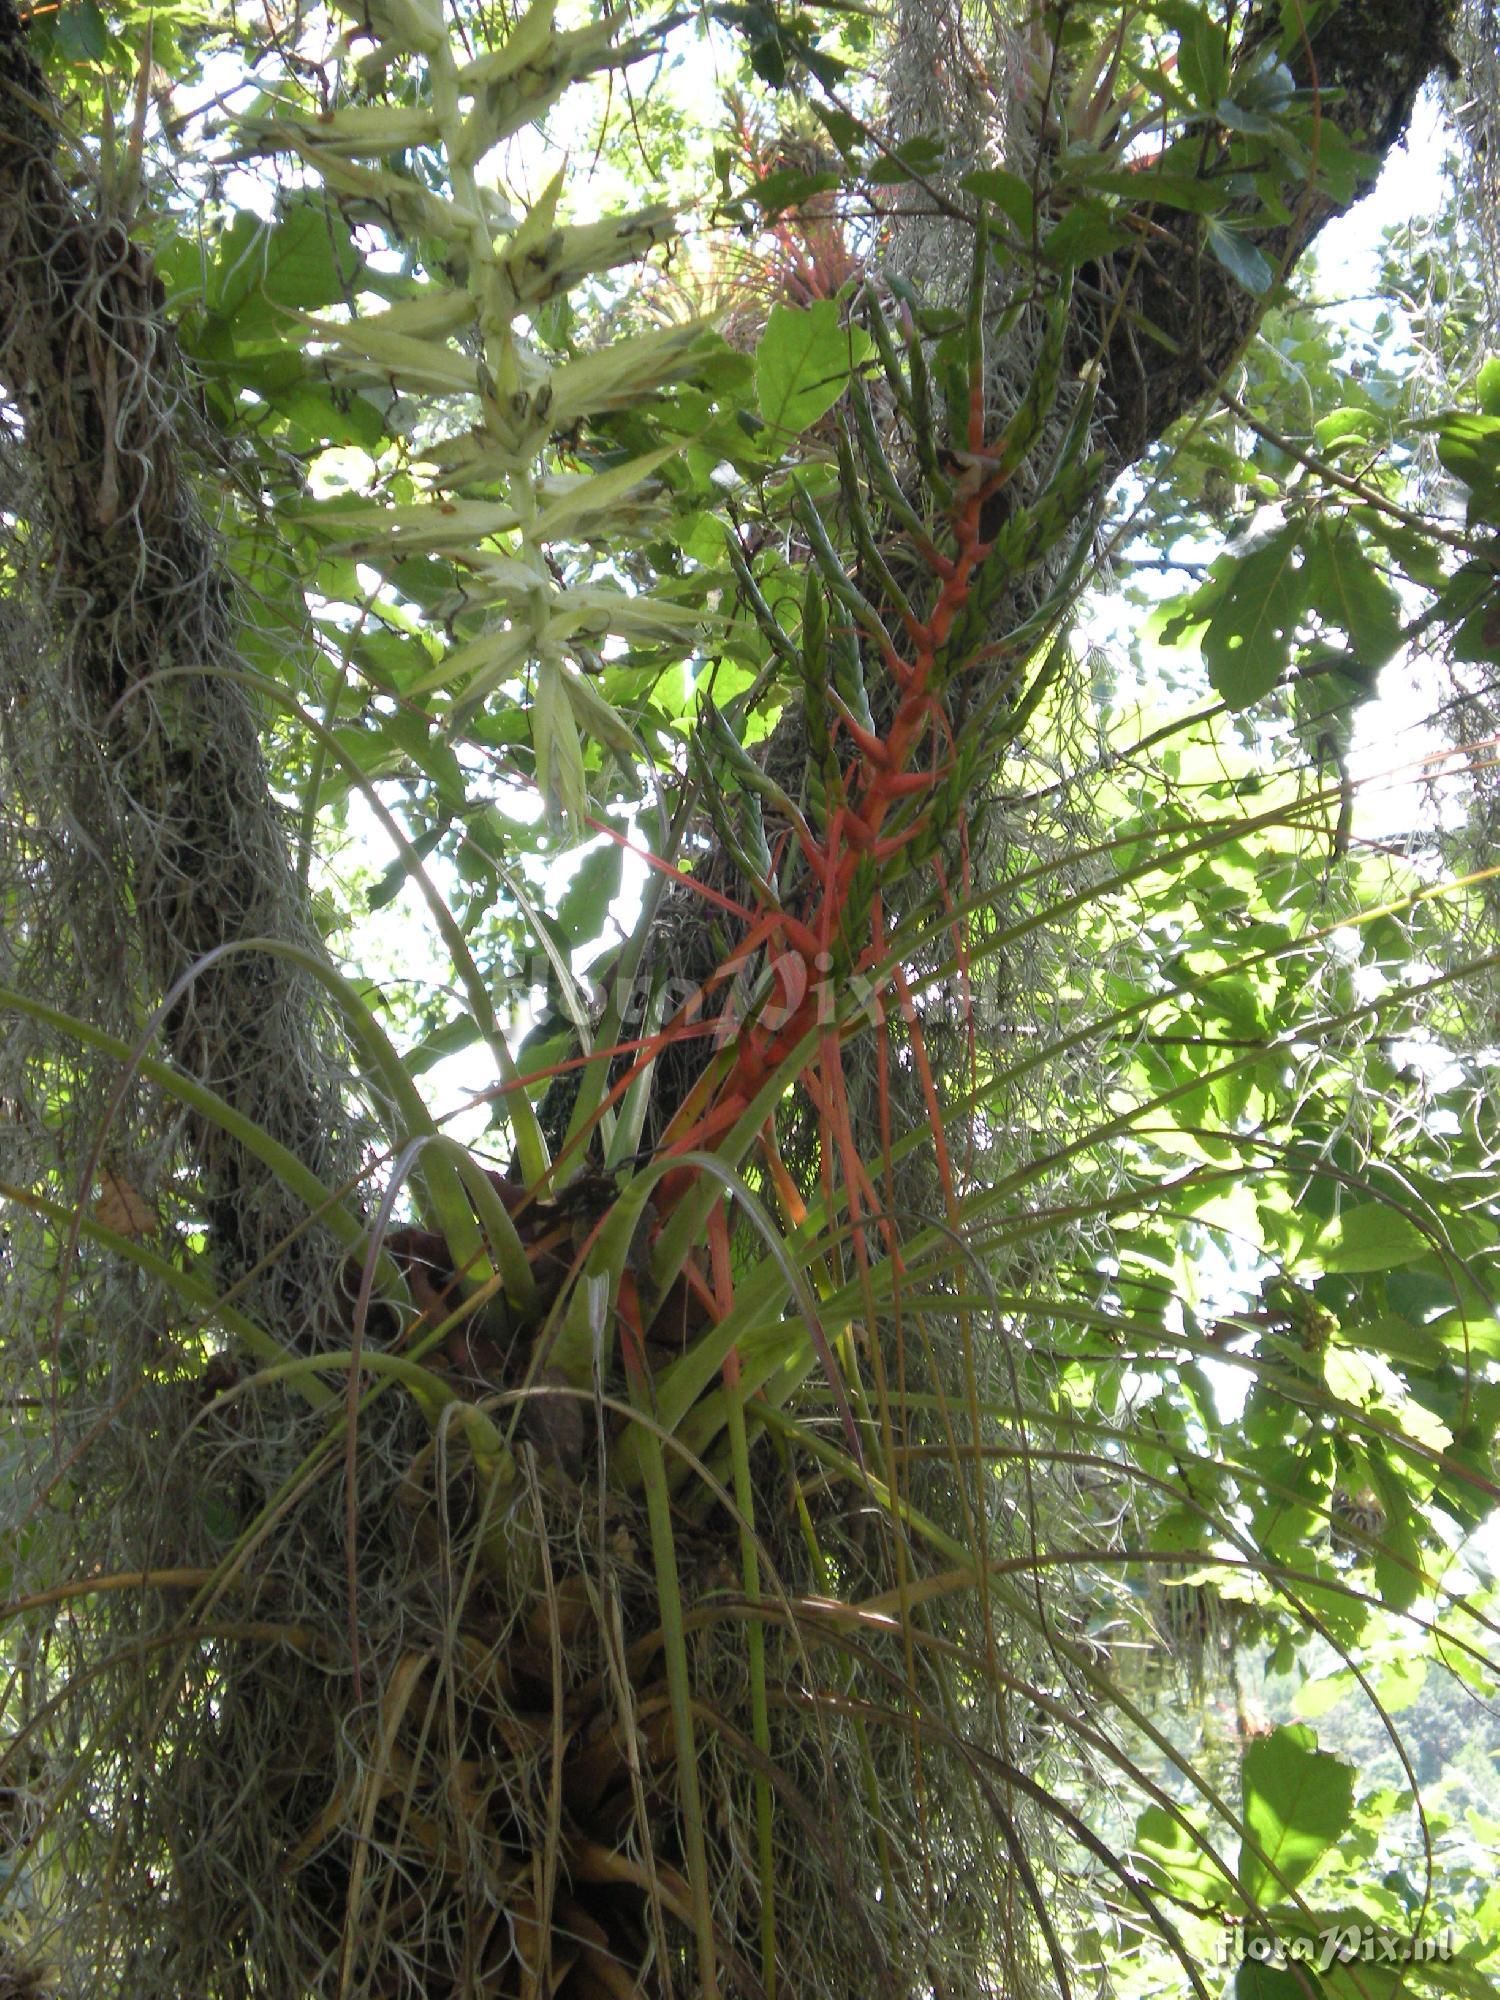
0 0 359 1313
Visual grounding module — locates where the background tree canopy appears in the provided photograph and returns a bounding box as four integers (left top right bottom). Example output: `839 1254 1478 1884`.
1 0 1499 1995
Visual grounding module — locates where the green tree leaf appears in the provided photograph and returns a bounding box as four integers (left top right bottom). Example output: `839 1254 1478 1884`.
207 196 362 338
1196 519 1309 706
1300 1203 1430 1275
1176 7 1231 105
557 840 623 947
1434 411 1500 523
1303 521 1402 668
960 166 1035 233
56 0 108 61
1204 215 1276 296
1238 1726 1356 1907
755 301 860 439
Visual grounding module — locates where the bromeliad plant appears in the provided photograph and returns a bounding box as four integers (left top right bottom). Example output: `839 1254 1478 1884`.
203 16 1126 1971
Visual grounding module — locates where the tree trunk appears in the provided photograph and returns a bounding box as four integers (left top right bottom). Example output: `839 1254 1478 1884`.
0 0 360 1315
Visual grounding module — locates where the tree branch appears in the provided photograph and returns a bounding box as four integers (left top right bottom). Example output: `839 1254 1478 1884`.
1087 0 1458 470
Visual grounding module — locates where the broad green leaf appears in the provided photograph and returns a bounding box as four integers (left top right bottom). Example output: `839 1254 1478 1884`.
1215 98 1281 137
406 1012 481 1076
1434 411 1500 523
56 0 108 60
1177 9 1231 106
1299 1204 1429 1275
1303 522 1402 668
1132 1802 1229 1907
198 1488 242 1543
1304 121 1372 207
1348 1315 1445 1369
1075 164 1229 213
866 134 944 184
1195 519 1308 706
729 165 841 220
273 384 387 450
1042 200 1127 269
1292 1672 1352 1720
208 197 361 337
810 103 867 157
1238 1726 1355 1907
960 166 1036 233
1429 1311 1500 1361
1370 1453 1424 1613
1204 216 1276 296
1235 1959 1318 2000
1234 51 1296 114
1442 558 1500 661
755 302 859 440
1312 406 1379 452
1199 972 1265 1037
368 823 445 911
556 840 622 947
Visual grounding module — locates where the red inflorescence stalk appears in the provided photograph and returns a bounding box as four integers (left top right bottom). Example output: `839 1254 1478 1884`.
650 443 992 1225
